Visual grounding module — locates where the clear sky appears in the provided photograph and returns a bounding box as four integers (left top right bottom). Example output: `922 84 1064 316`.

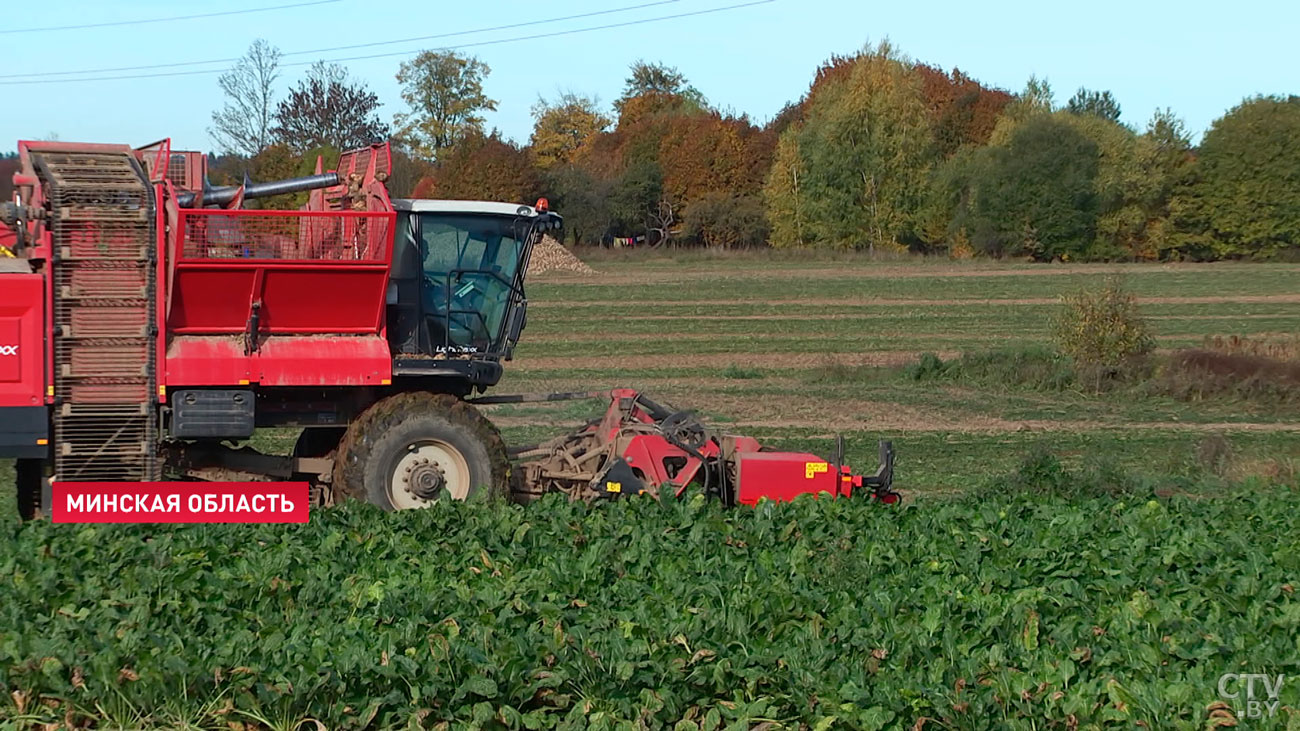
2 0 1296 153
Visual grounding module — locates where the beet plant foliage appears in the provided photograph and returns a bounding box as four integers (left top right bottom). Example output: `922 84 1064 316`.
2 487 1298 729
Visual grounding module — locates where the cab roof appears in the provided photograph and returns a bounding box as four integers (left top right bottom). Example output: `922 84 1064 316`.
392 199 540 217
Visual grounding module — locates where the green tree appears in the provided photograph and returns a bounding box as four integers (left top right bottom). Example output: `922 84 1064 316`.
542 163 614 245
763 132 809 247
1169 95 1300 259
683 192 769 248
952 115 1099 260
529 92 611 168
1055 112 1150 259
394 51 497 159
611 160 665 241
988 75 1054 145
1066 88 1122 123
764 44 935 251
1134 109 1194 256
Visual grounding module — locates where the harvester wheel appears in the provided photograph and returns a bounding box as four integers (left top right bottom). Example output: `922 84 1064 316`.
15 459 48 521
333 392 509 510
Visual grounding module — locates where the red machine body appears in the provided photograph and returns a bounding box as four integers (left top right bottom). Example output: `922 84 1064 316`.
511 389 899 505
0 273 44 409
159 147 397 391
0 139 402 481
163 207 395 388
7 139 397 399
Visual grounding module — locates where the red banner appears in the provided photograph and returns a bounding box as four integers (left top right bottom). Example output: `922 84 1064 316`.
51 482 310 524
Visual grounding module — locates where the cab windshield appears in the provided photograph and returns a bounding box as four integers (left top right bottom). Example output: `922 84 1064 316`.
417 213 526 352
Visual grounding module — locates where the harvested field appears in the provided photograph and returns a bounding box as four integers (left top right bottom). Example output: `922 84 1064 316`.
499 254 1300 492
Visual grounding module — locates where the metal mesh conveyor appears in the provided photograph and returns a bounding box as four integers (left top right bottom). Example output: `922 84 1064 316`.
32 150 158 481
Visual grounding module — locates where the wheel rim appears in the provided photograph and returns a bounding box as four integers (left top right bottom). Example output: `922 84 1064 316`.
388 439 472 509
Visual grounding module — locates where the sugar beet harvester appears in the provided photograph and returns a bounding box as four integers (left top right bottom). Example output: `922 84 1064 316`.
0 139 898 519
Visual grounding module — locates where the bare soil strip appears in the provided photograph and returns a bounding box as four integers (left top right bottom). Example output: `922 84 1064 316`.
531 312 1298 324
491 414 1300 435
534 262 1300 285
489 385 1300 435
532 294 1300 309
521 332 1252 345
512 351 955 371
523 332 1021 344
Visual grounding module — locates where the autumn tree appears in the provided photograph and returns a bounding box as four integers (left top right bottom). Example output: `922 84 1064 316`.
1168 95 1300 259
529 92 611 168
387 144 436 198
273 62 388 152
657 113 775 204
431 132 540 204
764 44 936 251
0 152 18 202
1066 88 1122 123
615 61 707 117
914 64 1014 156
237 143 328 210
210 39 282 156
395 51 496 159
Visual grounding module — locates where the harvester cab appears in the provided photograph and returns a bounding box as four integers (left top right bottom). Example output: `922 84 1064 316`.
387 199 560 366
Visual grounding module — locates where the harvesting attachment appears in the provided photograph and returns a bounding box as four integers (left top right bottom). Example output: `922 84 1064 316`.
490 389 900 506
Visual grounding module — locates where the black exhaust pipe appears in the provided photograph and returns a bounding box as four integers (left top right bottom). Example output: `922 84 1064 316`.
177 172 340 208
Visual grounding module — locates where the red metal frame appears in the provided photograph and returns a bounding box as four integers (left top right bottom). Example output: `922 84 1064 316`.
576 390 893 505
168 208 394 335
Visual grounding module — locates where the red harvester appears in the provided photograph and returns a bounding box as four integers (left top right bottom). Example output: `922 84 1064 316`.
0 139 897 519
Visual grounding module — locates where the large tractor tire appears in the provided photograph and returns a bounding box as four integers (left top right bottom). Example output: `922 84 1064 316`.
333 392 509 510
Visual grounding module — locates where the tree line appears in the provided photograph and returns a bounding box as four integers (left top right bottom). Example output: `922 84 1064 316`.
203 39 1298 260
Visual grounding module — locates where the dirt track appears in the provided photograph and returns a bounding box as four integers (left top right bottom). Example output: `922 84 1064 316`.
512 351 955 371
532 294 1300 309
520 331 1256 344
536 262 1300 284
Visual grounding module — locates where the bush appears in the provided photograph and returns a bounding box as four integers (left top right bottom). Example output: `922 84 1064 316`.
989 445 1144 499
904 348 1076 391
1052 278 1154 375
681 192 769 248
1151 348 1300 406
1202 333 1300 362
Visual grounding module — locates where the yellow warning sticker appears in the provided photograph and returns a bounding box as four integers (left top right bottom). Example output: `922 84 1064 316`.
605 481 622 493
805 462 828 479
